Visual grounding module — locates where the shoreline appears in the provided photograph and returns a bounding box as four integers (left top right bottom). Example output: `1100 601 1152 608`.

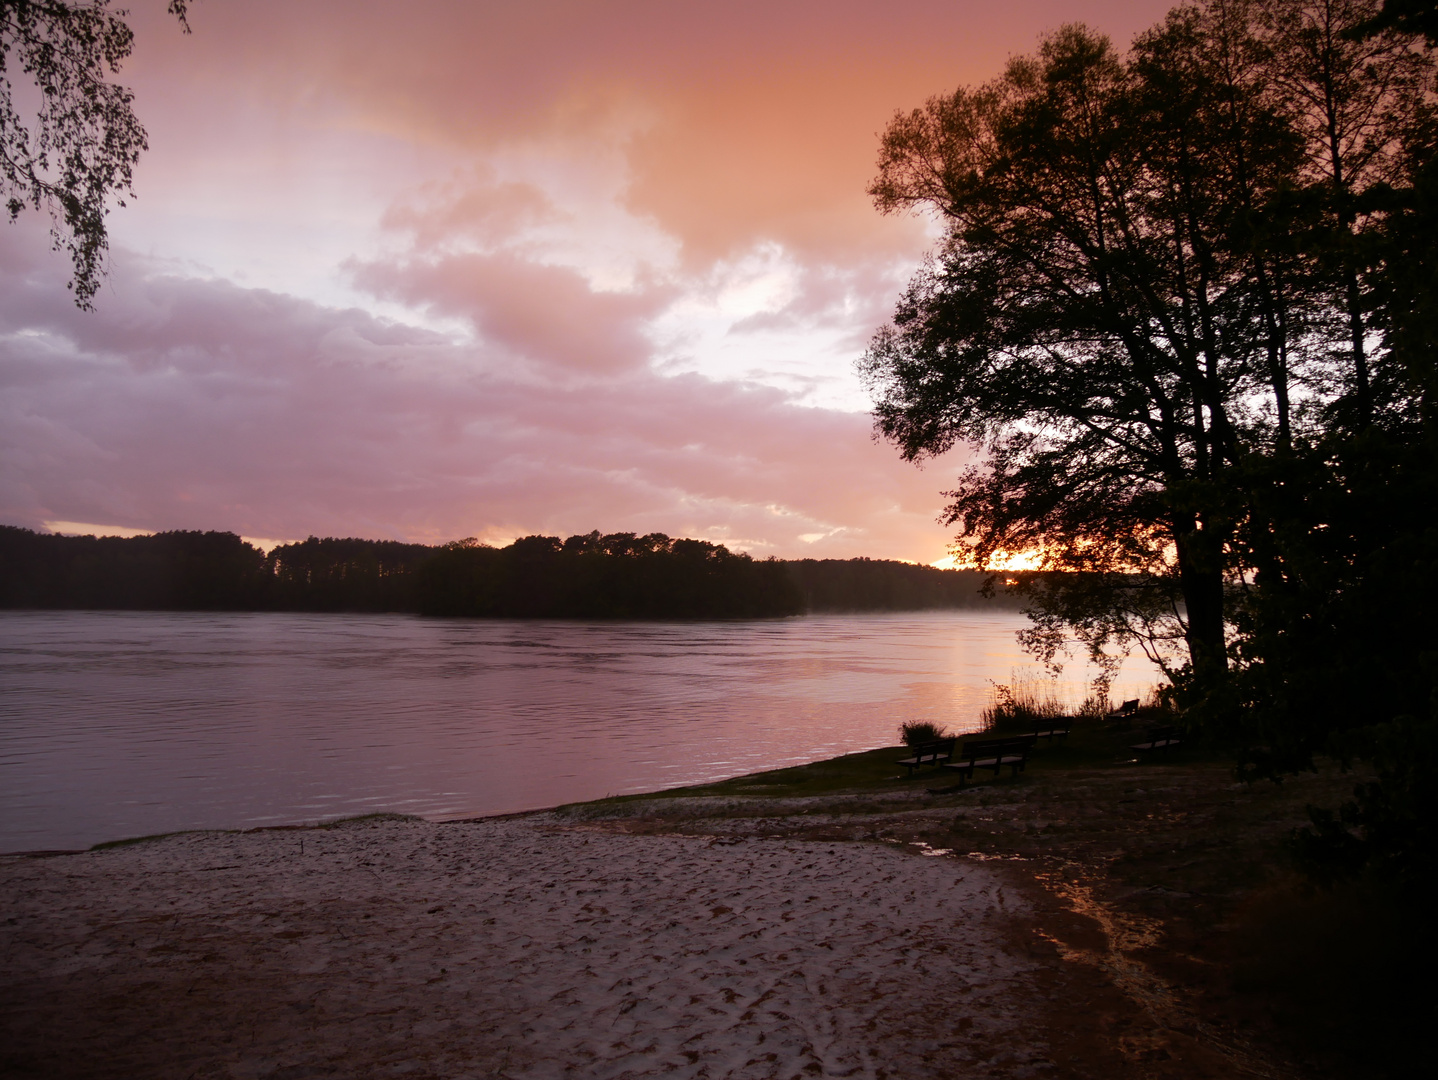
0 745 909 859
2 731 1365 1078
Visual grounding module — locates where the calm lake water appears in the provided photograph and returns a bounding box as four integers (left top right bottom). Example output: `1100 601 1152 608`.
0 610 1157 852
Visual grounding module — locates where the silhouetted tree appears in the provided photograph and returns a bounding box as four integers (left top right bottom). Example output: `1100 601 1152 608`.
863 0 1432 699
784 558 1023 612
266 536 434 612
1358 0 1438 41
0 525 267 608
4 527 1020 618
1 1 189 306
1259 0 1432 426
866 0 1438 892
411 532 802 619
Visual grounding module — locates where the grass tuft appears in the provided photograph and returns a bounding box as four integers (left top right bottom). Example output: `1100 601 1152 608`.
979 675 1069 731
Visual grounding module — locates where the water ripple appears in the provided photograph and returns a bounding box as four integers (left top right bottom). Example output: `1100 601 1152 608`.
0 610 1156 851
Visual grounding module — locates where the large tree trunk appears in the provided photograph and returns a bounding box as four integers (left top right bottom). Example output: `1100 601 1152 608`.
1175 522 1229 692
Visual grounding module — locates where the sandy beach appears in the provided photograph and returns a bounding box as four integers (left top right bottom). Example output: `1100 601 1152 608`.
2 814 1066 1080
2 751 1335 1080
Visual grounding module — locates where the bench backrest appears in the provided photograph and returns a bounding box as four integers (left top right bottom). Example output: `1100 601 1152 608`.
961 737 1031 758
911 737 956 759
1022 722 1071 737
1116 699 1140 715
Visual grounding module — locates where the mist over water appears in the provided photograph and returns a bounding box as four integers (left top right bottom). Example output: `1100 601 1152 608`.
0 610 1158 852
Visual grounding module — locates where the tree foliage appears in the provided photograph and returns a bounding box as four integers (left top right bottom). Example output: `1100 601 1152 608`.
0 525 1033 618
410 532 804 619
0 525 269 609
863 0 1438 888
785 558 1022 612
0 1 188 306
864 0 1430 681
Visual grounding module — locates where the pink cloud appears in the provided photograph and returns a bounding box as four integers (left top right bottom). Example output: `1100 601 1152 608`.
121 0 1178 264
1 227 967 560
4 0 1190 561
352 252 672 376
380 176 562 250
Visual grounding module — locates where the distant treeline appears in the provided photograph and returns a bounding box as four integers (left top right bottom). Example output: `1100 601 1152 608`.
0 526 1020 618
786 557 1020 612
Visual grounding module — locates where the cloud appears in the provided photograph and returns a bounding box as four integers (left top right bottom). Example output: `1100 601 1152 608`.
352 251 672 376
117 0 1177 286
1 229 968 559
380 174 563 251
5 0 1185 561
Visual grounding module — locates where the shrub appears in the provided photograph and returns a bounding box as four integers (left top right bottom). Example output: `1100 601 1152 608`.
898 720 947 747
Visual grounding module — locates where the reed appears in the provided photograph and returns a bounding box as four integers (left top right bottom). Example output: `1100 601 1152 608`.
978 676 1065 731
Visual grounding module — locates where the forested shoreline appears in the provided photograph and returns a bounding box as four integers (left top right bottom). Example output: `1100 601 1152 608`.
0 525 1020 618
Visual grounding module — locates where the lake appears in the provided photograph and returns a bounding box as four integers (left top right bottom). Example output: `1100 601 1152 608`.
0 610 1158 852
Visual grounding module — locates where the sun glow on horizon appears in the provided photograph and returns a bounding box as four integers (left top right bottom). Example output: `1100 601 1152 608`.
930 548 1045 572
42 521 154 540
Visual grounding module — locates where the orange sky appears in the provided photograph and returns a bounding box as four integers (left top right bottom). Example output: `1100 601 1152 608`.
1 0 1175 560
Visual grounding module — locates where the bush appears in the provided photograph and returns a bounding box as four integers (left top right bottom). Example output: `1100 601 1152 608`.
898 720 948 747
1290 714 1438 896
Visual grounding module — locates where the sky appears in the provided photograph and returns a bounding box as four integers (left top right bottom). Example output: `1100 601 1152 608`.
1 0 1173 560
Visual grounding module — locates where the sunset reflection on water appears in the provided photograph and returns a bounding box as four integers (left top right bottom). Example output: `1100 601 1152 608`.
0 610 1158 852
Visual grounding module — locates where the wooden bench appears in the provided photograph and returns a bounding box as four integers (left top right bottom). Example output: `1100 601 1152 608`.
897 737 956 775
942 736 1031 781
1023 720 1072 743
1110 699 1140 718
1131 725 1181 756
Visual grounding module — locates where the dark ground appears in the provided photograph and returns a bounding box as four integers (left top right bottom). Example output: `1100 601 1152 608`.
556 713 1425 1079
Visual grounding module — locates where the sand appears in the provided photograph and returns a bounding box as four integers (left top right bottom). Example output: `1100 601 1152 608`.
2 814 1063 1080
